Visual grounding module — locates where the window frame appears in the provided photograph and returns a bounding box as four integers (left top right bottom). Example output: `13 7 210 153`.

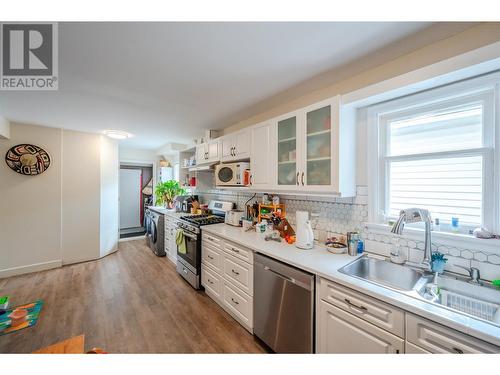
367 72 499 235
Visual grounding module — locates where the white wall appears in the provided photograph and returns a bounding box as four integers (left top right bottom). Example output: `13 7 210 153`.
100 136 119 258
0 124 63 277
61 130 101 264
0 116 10 139
0 123 120 277
119 146 158 164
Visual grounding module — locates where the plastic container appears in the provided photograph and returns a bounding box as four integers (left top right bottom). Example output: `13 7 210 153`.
9 308 27 327
451 217 460 233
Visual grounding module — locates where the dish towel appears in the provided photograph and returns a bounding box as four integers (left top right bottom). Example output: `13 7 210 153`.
176 229 186 254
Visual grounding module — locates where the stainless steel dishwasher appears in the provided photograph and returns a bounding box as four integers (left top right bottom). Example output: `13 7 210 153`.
253 253 315 353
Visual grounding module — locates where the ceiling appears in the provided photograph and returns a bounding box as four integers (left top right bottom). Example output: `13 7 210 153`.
0 22 434 150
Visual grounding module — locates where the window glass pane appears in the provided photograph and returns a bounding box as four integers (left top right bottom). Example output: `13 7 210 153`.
388 105 482 156
388 156 482 227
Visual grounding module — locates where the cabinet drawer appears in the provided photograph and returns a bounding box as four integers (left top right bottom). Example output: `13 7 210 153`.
317 301 404 354
223 252 253 296
222 279 253 330
319 278 404 337
202 242 223 273
201 264 222 302
224 241 253 264
202 233 222 249
406 314 499 353
405 341 431 354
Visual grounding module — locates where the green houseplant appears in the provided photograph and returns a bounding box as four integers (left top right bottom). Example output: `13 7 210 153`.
155 180 186 208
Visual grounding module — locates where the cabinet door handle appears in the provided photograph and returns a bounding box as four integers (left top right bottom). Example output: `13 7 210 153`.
208 279 214 284
344 298 367 312
207 255 214 260
301 172 305 186
453 347 464 354
230 247 240 253
296 172 299 186
231 269 240 276
231 297 239 305
250 174 253 186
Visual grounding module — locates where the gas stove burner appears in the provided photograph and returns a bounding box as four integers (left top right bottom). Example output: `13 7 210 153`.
180 214 225 226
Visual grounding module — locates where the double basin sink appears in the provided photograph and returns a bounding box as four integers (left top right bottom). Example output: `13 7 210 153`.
338 256 500 326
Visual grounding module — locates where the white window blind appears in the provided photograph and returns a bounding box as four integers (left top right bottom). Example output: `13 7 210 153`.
386 104 484 227
374 82 498 233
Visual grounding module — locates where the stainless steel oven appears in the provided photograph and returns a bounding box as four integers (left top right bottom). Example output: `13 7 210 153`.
176 221 201 289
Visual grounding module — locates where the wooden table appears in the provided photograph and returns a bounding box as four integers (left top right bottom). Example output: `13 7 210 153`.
33 335 85 354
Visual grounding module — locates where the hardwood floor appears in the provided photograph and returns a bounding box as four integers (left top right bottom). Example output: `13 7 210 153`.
0 239 267 353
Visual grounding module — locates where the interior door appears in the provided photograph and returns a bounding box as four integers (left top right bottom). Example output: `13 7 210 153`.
119 168 142 229
276 113 300 189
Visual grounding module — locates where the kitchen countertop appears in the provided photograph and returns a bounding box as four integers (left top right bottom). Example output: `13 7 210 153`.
147 206 184 219
202 223 500 346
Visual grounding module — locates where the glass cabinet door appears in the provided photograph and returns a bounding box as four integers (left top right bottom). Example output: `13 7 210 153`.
305 105 332 186
277 116 298 186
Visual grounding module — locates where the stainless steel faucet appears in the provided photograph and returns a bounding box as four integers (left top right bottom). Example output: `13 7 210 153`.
391 208 432 272
454 265 482 285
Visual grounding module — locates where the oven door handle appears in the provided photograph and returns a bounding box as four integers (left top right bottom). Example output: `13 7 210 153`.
181 230 198 240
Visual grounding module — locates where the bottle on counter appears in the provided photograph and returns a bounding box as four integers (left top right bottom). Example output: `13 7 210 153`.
357 238 364 254
433 218 441 232
451 217 460 233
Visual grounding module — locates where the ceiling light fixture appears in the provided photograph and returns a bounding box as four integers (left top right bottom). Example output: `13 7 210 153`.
103 130 131 140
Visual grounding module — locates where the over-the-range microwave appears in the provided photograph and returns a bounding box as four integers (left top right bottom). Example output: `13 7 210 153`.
215 162 250 186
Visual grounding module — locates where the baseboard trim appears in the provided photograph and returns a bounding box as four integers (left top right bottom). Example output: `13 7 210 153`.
119 236 146 242
0 259 62 279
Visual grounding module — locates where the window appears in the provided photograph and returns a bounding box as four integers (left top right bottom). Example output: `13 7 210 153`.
368 74 498 234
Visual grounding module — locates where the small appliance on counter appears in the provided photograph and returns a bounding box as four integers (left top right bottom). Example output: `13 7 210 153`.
225 210 244 226
295 211 314 250
215 162 250 186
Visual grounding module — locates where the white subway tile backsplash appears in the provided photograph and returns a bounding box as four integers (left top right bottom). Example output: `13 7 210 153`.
471 260 500 281
196 189 500 281
443 256 471 276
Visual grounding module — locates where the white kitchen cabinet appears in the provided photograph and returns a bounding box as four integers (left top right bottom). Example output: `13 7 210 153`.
317 300 404 354
271 96 355 196
201 231 254 333
319 278 405 337
164 216 178 264
406 314 499 353
201 264 222 303
405 341 431 353
249 122 274 190
220 129 251 162
196 139 219 165
275 111 301 190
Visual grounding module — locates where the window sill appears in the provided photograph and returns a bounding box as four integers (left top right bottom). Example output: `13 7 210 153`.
365 223 500 255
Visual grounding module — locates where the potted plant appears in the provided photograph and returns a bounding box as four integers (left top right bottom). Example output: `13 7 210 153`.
155 180 186 208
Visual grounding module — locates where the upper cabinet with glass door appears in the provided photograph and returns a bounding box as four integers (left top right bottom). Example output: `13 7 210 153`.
276 112 300 189
269 95 355 196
